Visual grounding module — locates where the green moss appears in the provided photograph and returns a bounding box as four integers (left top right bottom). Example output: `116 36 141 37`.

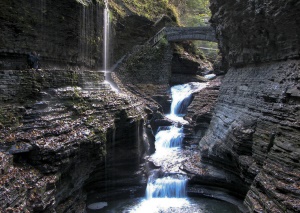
62 87 90 116
110 0 180 24
110 1 127 19
159 37 169 47
174 42 206 60
75 0 92 6
125 45 166 75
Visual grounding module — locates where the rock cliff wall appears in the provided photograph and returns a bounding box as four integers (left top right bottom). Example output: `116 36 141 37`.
0 0 169 71
0 1 180 211
200 0 300 212
210 0 300 67
0 0 104 70
0 70 151 212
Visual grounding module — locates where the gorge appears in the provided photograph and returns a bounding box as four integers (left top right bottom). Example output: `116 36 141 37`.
0 0 299 213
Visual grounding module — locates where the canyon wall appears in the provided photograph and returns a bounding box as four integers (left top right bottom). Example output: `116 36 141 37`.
200 0 300 212
0 1 179 211
0 0 174 71
0 70 151 212
0 0 104 70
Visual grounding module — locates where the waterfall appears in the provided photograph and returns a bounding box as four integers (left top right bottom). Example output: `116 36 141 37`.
143 82 207 204
103 0 110 70
154 126 184 152
146 176 187 199
167 82 207 123
79 1 95 67
145 125 187 200
170 84 193 115
102 0 119 92
170 83 207 115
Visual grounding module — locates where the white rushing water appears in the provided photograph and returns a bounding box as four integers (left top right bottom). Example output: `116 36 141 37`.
146 176 187 199
102 1 120 93
88 82 241 212
155 126 184 149
134 82 207 211
166 82 207 124
103 0 110 70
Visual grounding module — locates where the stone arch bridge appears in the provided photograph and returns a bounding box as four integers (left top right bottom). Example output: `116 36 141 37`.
148 26 217 46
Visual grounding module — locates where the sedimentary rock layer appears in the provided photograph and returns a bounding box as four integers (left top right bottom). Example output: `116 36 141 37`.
0 0 104 70
0 70 149 212
201 0 300 212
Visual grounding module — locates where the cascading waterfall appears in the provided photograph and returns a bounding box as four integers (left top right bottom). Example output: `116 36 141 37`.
156 126 184 148
146 176 187 199
145 125 186 199
129 83 207 212
144 83 207 201
87 81 240 212
170 84 194 115
166 82 207 123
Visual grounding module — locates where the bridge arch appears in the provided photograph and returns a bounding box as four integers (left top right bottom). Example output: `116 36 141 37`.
147 26 217 46
165 26 217 42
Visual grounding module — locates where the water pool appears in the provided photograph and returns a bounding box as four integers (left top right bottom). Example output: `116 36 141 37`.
87 196 241 213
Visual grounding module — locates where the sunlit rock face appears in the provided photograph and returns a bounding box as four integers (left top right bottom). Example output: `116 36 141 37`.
201 0 300 212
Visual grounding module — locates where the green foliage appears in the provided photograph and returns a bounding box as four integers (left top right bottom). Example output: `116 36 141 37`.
194 40 219 61
75 0 92 6
123 43 168 79
159 37 168 47
170 0 211 26
121 0 180 23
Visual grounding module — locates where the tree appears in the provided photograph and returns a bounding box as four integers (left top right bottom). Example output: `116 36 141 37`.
170 0 211 26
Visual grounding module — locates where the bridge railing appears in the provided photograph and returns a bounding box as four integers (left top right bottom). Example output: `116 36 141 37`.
165 26 217 42
146 27 166 46
146 26 217 46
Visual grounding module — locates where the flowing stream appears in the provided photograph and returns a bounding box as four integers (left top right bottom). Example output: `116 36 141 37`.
131 82 206 211
87 83 241 212
166 83 207 124
87 2 241 212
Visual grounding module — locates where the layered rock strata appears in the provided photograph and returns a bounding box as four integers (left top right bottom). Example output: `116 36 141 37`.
0 0 104 70
0 70 153 212
198 0 300 212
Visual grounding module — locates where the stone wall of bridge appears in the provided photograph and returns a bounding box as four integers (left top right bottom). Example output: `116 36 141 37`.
165 26 217 42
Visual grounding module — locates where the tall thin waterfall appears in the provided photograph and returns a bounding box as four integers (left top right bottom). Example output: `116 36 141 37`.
79 1 95 67
103 0 110 70
102 0 119 92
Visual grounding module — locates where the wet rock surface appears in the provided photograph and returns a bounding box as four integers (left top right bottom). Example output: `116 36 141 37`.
184 77 221 144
